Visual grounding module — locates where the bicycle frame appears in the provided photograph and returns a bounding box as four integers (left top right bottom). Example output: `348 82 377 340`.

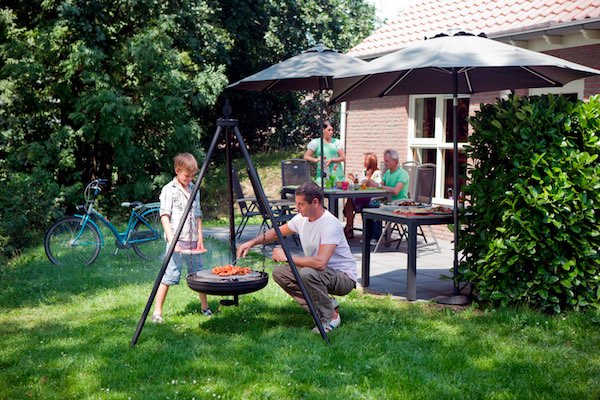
74 201 160 248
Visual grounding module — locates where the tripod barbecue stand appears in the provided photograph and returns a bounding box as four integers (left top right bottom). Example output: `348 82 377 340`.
131 101 330 346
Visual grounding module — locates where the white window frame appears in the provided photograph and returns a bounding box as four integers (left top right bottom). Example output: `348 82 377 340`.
529 79 584 99
407 83 583 204
407 94 470 205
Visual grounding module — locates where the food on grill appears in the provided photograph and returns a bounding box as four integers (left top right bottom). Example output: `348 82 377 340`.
211 265 252 276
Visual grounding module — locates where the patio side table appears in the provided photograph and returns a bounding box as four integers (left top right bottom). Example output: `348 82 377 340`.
361 209 453 300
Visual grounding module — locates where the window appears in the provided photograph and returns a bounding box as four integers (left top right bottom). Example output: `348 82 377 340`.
408 95 470 203
414 98 436 138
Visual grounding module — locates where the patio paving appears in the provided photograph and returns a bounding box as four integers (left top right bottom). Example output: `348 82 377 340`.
203 221 459 302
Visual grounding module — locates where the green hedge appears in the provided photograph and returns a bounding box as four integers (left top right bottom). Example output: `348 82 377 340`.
460 94 600 313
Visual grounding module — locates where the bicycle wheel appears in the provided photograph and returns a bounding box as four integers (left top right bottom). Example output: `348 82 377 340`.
44 217 101 267
131 208 165 260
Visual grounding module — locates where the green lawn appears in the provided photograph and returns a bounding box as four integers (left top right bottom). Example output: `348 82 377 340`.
1 235 599 399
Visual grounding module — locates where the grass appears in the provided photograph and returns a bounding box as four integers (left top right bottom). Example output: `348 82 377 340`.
2 234 600 400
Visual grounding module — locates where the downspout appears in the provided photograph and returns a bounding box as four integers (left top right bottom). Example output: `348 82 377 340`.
338 101 348 219
339 101 347 169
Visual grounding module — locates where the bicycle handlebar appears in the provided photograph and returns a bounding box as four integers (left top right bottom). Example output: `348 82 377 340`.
91 179 108 187
84 179 109 204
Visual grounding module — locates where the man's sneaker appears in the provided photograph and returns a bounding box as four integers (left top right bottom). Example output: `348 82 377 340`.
312 309 341 333
151 314 164 324
329 309 341 328
201 308 213 317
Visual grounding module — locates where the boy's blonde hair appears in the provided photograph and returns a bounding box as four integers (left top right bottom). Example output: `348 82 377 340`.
174 152 198 173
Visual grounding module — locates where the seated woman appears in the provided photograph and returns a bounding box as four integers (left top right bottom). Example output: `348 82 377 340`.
343 152 382 238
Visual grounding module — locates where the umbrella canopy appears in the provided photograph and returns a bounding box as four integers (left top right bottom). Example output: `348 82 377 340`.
331 32 600 302
228 43 368 92
228 43 368 188
331 33 600 103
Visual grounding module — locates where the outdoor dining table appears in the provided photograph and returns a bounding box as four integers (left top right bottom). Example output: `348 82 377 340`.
281 186 390 216
361 208 454 301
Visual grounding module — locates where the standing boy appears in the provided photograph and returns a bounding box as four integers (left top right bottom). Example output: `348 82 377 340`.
152 153 211 323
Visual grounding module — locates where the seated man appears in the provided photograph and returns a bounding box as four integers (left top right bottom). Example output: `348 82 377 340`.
364 148 410 243
378 148 409 201
236 181 356 333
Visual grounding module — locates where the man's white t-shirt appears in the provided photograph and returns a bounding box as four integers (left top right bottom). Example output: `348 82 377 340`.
287 211 357 282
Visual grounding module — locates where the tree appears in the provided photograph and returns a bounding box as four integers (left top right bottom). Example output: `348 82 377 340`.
219 0 375 151
0 1 230 256
0 0 376 257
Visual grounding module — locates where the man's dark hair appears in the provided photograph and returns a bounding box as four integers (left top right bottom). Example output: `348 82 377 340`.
295 181 323 204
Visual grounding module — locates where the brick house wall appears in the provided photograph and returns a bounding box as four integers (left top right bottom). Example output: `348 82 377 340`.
546 44 600 97
344 96 409 177
343 43 600 241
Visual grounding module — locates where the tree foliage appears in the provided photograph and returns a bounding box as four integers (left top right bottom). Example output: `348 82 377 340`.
460 94 600 313
0 0 375 257
220 0 375 151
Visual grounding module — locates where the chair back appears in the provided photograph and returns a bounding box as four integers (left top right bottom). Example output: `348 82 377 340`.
231 167 245 201
231 166 269 215
402 161 419 201
281 159 311 186
414 163 436 204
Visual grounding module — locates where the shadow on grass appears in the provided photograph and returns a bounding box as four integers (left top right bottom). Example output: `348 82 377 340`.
3 286 599 399
2 238 600 398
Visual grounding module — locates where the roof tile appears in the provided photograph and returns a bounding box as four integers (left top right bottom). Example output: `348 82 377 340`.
350 0 600 58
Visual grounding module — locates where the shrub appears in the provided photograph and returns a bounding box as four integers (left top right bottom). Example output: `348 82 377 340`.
0 169 61 258
460 94 600 313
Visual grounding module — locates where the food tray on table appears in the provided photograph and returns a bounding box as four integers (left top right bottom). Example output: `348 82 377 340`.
378 204 401 212
390 204 454 216
379 201 428 212
430 206 454 215
392 207 433 215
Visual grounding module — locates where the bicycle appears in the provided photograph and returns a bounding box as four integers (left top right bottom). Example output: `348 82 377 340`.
44 179 165 267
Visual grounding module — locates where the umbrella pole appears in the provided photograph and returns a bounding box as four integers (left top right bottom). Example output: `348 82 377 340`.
319 91 325 191
435 68 470 305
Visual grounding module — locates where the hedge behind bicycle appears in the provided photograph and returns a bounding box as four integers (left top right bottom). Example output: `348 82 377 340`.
44 179 165 267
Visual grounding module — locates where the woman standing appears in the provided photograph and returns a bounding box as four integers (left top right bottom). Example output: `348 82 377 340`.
303 121 345 184
343 152 382 238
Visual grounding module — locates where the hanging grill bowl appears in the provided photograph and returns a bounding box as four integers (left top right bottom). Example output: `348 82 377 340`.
186 270 269 296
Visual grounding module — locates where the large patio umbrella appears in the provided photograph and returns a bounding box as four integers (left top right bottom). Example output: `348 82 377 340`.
331 32 600 303
227 43 367 188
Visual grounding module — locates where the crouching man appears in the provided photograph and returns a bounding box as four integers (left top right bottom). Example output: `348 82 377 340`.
236 182 356 332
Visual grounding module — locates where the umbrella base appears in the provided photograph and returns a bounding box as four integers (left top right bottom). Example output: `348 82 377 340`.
433 294 471 305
